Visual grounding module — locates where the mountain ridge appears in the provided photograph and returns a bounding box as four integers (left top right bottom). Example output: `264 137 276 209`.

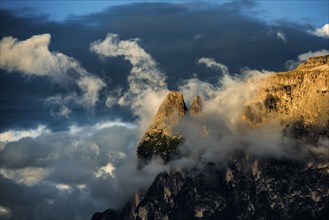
91 55 329 220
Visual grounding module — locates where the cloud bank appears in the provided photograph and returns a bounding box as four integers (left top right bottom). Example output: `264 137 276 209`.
0 120 170 220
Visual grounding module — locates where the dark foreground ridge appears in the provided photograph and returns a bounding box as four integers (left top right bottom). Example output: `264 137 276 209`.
92 156 329 220
91 56 329 220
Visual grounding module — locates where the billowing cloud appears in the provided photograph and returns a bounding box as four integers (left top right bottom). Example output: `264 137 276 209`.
0 34 106 113
91 33 168 135
0 34 86 78
0 120 167 220
285 49 329 70
276 31 287 42
310 24 329 38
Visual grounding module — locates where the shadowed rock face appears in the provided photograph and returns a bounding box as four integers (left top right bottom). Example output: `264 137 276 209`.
92 56 329 220
92 157 329 220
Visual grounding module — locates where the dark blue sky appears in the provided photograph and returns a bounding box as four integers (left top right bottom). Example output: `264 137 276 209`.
1 0 328 26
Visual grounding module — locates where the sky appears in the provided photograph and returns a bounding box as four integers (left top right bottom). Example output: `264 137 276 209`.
0 0 328 219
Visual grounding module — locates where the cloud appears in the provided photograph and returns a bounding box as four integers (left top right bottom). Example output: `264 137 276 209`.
95 162 116 178
285 49 329 70
0 206 11 219
198 57 229 75
77 76 106 109
91 33 168 135
0 34 86 78
172 61 327 168
276 31 287 42
0 34 106 114
0 120 167 220
0 125 49 143
310 24 329 38
0 167 49 185
1 3 328 132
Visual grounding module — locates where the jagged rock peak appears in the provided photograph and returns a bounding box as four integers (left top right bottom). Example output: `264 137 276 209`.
296 55 329 70
136 91 187 163
190 95 203 116
151 91 188 132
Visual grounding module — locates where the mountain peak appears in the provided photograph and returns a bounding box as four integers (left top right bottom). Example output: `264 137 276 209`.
152 91 187 133
137 91 187 163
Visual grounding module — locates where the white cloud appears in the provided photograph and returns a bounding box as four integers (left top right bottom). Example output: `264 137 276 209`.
93 120 136 130
0 206 11 218
95 162 116 178
0 167 49 186
276 31 287 42
310 24 329 38
0 34 106 112
0 125 50 142
0 34 86 78
198 57 229 74
285 49 329 70
91 33 168 135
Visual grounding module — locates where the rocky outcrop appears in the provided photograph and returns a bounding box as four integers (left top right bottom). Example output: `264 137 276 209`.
137 91 187 163
137 92 203 163
243 55 329 139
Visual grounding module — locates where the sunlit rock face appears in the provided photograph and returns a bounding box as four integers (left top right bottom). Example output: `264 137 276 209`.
92 56 329 220
243 55 329 141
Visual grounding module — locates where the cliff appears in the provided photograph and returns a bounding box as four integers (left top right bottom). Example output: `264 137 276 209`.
243 55 329 139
